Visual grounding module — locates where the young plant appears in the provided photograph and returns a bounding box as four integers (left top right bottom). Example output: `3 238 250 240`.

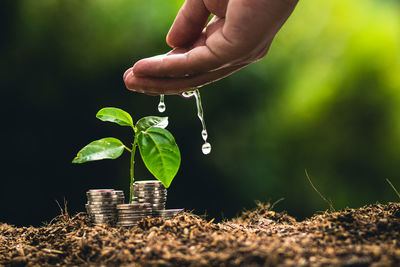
72 107 181 203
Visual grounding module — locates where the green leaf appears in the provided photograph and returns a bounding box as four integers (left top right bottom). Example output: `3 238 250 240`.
96 107 133 127
137 127 181 188
136 116 168 133
72 137 126 163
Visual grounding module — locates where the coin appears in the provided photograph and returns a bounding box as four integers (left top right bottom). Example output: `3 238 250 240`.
133 191 167 197
87 201 119 205
116 203 151 209
85 189 125 225
87 197 124 203
133 180 163 185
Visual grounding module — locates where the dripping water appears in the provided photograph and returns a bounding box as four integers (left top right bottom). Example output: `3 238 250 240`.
182 89 211 155
158 94 166 113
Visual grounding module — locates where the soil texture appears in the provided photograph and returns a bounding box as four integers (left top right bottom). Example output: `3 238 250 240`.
1 202 399 266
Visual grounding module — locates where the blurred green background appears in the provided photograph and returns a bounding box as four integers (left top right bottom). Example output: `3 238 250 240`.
1 0 399 226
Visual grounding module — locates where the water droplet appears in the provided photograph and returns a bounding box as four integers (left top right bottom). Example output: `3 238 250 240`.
158 103 166 113
158 94 166 113
201 129 208 141
202 142 211 155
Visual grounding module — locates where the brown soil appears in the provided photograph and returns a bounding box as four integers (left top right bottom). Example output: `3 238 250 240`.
1 202 399 266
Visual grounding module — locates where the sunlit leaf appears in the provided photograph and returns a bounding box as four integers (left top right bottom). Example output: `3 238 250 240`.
96 107 133 127
137 127 180 188
136 116 168 133
72 137 125 163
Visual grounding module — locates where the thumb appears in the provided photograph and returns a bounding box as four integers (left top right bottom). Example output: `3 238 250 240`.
166 0 210 48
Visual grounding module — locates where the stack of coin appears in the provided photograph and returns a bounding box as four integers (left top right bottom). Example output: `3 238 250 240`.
132 180 167 214
116 203 152 227
86 189 124 225
153 208 184 219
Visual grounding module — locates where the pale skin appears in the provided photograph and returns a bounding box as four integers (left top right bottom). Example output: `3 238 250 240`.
123 0 299 95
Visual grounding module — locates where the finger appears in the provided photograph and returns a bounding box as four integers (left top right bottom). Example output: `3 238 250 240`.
132 45 222 78
224 0 298 46
124 64 247 95
166 0 210 48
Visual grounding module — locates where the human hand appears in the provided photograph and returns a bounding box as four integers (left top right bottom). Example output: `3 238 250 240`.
124 0 298 95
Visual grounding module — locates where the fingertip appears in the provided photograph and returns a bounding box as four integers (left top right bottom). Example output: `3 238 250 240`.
166 31 175 48
123 68 133 81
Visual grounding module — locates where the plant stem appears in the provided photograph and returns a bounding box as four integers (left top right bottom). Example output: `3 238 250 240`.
129 136 138 204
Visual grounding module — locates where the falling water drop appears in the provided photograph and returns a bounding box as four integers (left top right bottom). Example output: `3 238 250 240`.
201 129 208 141
158 94 166 113
182 89 212 155
202 142 212 154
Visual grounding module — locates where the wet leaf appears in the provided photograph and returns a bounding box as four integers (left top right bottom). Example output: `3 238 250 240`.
96 107 133 127
138 127 180 188
136 116 168 133
72 137 125 163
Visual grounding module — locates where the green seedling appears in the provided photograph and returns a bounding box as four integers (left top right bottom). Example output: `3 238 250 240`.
72 107 181 202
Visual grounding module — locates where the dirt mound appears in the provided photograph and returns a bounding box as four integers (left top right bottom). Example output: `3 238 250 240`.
1 203 399 266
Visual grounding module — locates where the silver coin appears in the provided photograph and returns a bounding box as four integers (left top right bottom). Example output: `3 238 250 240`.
87 196 124 201
137 200 166 205
118 212 151 216
132 187 166 191
132 188 165 192
87 201 120 205
133 198 166 202
132 192 166 196
117 210 149 214
117 209 151 213
116 202 151 210
133 185 166 189
87 193 124 198
117 208 153 214
151 206 166 210
132 195 166 199
118 214 151 218
118 217 145 222
87 189 114 193
86 192 116 197
118 215 150 220
87 189 124 193
133 180 163 185
87 201 124 205
86 204 116 209
132 194 167 199
117 211 150 216
133 200 166 205
118 217 145 221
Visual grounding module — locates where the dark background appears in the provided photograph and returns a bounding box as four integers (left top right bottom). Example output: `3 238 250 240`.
1 0 400 226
